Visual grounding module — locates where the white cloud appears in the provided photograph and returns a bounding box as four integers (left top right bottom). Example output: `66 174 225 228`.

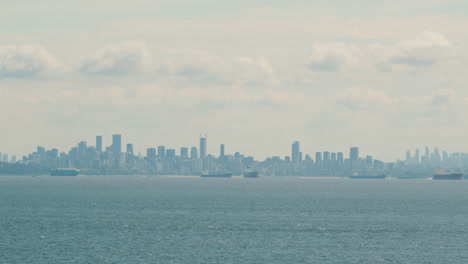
80 41 152 76
162 51 278 87
336 87 394 110
305 42 361 72
391 31 454 65
0 45 58 78
169 51 228 84
371 31 456 70
303 31 457 73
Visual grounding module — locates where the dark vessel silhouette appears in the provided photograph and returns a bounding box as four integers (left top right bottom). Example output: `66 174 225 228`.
433 168 463 180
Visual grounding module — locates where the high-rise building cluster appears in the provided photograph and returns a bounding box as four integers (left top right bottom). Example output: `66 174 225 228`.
2 136 468 177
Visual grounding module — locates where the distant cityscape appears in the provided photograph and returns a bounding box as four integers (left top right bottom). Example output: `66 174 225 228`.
1 134 468 178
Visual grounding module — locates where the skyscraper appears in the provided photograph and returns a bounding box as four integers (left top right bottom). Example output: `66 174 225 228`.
147 148 156 158
190 147 198 159
292 141 300 163
78 141 87 159
158 146 166 158
220 144 225 158
112 134 122 153
315 152 322 165
166 149 176 158
96 136 102 152
406 150 411 162
200 136 207 158
180 147 189 159
337 152 344 164
350 147 359 162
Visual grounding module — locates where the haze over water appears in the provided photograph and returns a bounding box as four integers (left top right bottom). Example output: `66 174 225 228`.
1 176 467 263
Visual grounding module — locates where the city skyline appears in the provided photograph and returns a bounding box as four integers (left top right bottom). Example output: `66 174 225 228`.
3 132 467 178
0 132 464 164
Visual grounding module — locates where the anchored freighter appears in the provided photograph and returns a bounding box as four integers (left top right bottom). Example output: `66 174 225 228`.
432 168 463 180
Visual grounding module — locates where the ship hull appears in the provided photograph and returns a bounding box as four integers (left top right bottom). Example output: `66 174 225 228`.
350 175 386 179
50 169 80 176
243 171 260 178
433 173 463 180
201 173 232 178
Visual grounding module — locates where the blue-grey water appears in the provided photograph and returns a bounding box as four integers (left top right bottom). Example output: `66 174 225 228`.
1 176 467 264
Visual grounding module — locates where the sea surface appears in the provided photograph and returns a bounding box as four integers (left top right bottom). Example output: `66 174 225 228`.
1 176 467 264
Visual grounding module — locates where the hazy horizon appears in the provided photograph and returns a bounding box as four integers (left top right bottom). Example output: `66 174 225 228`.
1 0 468 161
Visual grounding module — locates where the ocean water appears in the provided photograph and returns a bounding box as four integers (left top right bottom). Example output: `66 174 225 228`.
1 176 467 264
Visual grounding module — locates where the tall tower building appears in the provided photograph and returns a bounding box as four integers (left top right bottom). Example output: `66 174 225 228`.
166 149 176 158
180 147 189 159
190 147 199 159
406 150 411 162
158 146 166 158
96 136 102 152
337 152 344 164
220 144 225 158
292 141 300 163
147 148 156 158
414 149 420 163
112 134 122 153
315 152 322 165
350 147 359 162
78 141 87 159
200 136 207 158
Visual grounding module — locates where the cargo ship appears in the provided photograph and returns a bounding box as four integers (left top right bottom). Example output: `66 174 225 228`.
50 168 80 176
200 173 232 178
349 174 386 179
433 173 463 180
243 171 260 178
432 168 463 180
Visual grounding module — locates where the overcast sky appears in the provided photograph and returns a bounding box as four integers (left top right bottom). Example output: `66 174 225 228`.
1 0 468 161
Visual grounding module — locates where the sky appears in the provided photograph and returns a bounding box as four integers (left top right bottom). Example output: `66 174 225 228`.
1 0 468 162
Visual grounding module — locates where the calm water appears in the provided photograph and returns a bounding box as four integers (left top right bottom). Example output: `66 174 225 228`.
1 176 467 264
